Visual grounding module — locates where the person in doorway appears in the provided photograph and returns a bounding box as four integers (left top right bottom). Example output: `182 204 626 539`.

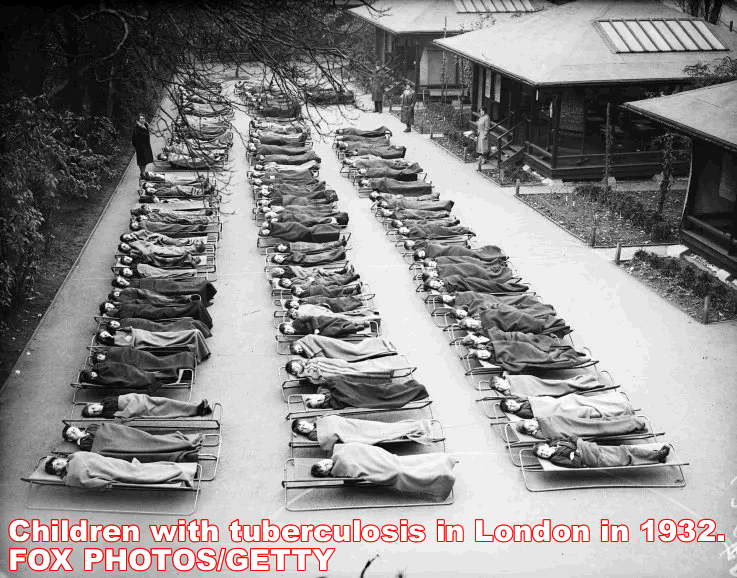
132 113 154 178
400 82 416 133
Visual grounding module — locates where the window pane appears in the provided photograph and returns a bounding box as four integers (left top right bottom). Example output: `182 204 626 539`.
627 21 658 51
666 20 698 50
600 21 630 52
653 20 684 50
613 21 644 52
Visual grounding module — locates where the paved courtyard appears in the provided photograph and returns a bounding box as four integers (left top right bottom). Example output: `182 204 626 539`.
0 81 735 577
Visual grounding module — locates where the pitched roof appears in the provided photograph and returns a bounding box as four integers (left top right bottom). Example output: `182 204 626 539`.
434 0 737 86
348 0 548 35
622 81 737 152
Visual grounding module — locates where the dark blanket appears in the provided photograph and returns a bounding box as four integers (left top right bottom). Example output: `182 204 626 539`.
268 181 326 195
538 415 647 441
292 315 364 337
300 284 361 297
455 291 544 312
257 132 307 145
318 377 428 410
377 192 440 202
128 278 217 301
135 221 211 238
275 214 340 227
488 340 590 373
288 248 345 266
87 362 176 394
301 295 364 312
337 126 390 137
267 222 340 243
406 224 472 239
383 199 454 212
367 178 432 197
285 240 345 254
116 317 211 338
505 374 603 397
362 163 422 181
278 195 335 207
454 292 555 318
113 288 192 306
479 305 569 336
442 275 528 294
424 243 505 262
350 145 406 159
339 135 388 145
352 158 409 170
89 423 202 463
437 262 512 284
261 151 321 165
111 302 213 329
101 347 197 371
257 171 317 186
254 144 307 156
396 208 450 220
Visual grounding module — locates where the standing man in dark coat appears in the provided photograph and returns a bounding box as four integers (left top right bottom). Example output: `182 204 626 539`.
371 62 385 113
400 82 416 133
132 113 154 177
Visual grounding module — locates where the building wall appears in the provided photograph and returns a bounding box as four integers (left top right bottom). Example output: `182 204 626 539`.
420 48 459 86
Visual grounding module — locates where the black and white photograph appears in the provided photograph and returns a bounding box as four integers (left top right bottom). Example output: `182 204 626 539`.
0 0 735 576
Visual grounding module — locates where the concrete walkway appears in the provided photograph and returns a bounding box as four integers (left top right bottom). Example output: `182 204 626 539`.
1 84 735 577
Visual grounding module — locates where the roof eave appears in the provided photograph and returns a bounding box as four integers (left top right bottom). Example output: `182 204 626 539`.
621 102 737 153
434 39 700 88
349 7 464 36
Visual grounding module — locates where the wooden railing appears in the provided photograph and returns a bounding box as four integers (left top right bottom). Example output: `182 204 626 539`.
496 118 527 167
488 111 515 137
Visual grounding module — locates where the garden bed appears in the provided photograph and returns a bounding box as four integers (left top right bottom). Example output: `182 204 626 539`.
481 165 544 187
520 187 685 247
620 251 737 323
430 136 473 163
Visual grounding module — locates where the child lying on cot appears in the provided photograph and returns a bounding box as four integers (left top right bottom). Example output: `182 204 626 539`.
533 436 670 468
289 335 397 361
302 376 428 411
82 394 211 420
284 296 365 314
499 391 633 420
62 423 203 463
278 314 376 338
516 415 647 441
44 453 197 489
309 442 457 500
285 357 396 384
292 415 440 451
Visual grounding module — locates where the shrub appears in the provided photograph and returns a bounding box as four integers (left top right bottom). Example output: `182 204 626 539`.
0 96 118 319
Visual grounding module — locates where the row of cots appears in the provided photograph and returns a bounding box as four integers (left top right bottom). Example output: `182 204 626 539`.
24 74 235 514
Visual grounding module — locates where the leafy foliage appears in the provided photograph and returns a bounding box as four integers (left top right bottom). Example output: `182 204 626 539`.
0 96 118 318
683 56 737 88
632 250 737 317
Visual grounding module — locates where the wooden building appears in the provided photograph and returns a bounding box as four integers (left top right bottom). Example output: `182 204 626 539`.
435 0 737 180
624 81 737 276
349 0 547 98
